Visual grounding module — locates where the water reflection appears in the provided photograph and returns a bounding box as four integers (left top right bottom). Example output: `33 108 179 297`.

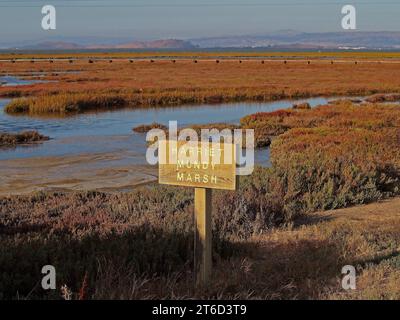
0 97 330 165
0 75 50 87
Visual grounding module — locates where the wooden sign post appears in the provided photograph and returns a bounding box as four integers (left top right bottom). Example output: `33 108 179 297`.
158 140 237 286
194 187 212 286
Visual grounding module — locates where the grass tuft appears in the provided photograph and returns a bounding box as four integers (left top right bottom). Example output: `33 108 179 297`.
0 130 49 147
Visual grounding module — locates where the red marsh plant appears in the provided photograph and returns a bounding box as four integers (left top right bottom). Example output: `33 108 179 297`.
271 126 400 214
0 180 278 299
1 101 400 299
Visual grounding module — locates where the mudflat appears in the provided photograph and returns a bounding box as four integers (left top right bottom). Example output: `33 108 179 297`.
0 152 157 195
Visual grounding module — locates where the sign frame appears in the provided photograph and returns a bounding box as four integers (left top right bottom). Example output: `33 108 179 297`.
158 140 237 191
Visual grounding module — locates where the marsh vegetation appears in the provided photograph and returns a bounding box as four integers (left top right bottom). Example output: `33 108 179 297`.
1 98 400 299
1 54 400 300
3 58 400 114
0 130 49 147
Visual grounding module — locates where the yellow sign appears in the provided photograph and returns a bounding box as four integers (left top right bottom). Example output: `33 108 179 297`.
158 140 237 191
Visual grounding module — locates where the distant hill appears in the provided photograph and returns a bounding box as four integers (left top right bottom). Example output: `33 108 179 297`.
190 31 400 49
22 41 83 50
87 39 197 49
10 31 400 51
20 39 197 50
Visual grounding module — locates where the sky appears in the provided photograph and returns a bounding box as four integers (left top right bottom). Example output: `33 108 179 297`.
0 0 400 45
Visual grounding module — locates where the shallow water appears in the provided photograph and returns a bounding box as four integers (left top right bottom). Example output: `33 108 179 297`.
0 97 329 162
0 96 330 194
0 75 51 87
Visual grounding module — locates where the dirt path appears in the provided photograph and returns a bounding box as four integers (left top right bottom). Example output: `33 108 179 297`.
235 197 400 299
303 197 400 223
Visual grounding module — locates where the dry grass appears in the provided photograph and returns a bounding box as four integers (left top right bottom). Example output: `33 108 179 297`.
244 197 400 300
365 93 400 103
1 187 400 300
241 101 400 145
3 59 400 114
